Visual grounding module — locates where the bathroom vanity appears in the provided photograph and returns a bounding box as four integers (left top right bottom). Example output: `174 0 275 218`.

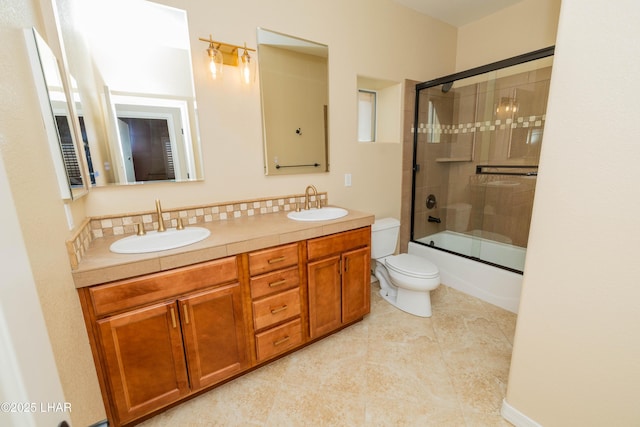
73 207 373 426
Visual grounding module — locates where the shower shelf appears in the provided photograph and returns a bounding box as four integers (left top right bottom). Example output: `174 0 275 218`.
435 157 472 163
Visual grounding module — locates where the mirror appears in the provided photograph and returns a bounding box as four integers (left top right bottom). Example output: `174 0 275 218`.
57 0 203 185
257 28 329 175
25 28 87 200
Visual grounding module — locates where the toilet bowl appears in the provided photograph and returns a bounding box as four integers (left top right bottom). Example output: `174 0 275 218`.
371 218 440 317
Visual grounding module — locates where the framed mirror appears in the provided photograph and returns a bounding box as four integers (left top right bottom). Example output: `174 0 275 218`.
25 28 88 200
257 28 329 175
57 0 203 186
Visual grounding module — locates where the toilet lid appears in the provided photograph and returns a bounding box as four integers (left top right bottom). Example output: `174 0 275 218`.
385 254 439 279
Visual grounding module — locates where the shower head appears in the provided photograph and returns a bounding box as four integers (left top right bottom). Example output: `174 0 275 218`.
441 82 453 93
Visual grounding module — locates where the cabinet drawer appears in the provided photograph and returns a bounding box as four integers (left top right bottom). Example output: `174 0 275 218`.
307 227 371 260
252 288 301 330
90 257 238 317
250 266 299 299
255 318 302 362
248 243 298 276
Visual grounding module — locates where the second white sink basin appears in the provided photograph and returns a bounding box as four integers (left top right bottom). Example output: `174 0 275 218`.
110 227 211 254
287 207 348 222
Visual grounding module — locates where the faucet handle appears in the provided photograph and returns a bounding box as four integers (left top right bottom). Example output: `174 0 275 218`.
136 223 146 236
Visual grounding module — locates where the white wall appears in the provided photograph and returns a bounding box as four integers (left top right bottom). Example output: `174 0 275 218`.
504 0 640 425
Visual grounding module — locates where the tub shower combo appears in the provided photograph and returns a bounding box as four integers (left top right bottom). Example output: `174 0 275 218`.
407 48 554 313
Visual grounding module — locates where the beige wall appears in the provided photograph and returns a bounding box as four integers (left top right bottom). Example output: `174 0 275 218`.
0 2 105 425
0 0 457 424
455 0 561 72
504 0 640 424
83 0 457 221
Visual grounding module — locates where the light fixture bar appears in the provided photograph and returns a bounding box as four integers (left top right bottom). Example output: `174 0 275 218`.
198 36 255 67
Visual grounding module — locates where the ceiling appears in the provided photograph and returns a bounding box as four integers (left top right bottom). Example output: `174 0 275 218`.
391 0 525 27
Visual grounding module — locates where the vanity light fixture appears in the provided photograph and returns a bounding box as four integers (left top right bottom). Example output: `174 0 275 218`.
198 35 256 83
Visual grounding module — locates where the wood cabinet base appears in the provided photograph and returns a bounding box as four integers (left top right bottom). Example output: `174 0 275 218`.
79 227 371 426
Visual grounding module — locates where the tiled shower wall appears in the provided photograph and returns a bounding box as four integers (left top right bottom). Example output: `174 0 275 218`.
402 66 552 249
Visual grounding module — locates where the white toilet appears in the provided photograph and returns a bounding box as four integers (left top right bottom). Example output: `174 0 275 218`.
371 218 440 317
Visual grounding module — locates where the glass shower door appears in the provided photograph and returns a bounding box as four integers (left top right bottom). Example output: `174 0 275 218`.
411 49 554 272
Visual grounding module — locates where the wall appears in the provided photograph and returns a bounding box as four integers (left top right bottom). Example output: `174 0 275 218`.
0 1 106 425
504 0 640 425
82 0 457 221
455 0 561 72
0 151 70 427
1 0 458 424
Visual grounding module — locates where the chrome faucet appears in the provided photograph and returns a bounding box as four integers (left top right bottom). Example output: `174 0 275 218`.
155 199 166 232
304 185 320 210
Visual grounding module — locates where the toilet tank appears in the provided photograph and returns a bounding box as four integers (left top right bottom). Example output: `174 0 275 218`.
371 218 400 259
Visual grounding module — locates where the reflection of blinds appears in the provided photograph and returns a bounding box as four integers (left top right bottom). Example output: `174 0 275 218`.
163 137 175 178
55 116 82 183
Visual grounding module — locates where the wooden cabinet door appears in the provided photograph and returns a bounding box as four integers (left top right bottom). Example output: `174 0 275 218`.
307 255 342 339
179 283 249 391
98 301 189 425
341 247 371 324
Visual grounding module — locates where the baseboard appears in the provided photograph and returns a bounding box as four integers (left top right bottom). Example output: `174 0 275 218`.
501 399 542 427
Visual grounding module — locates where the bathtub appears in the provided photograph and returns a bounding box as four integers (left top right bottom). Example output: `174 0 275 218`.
408 231 525 313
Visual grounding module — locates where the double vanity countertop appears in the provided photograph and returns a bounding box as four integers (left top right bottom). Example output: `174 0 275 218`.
72 207 374 288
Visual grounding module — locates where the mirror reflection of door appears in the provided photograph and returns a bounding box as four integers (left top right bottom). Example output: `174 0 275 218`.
117 117 175 182
117 119 135 182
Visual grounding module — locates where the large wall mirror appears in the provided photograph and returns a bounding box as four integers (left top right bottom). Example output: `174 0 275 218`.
257 28 329 176
57 0 203 186
25 28 88 200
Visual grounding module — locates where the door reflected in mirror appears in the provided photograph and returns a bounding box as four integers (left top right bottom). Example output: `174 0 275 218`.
58 0 203 186
257 28 329 175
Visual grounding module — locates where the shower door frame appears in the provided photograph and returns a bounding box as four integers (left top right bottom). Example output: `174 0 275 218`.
410 46 555 274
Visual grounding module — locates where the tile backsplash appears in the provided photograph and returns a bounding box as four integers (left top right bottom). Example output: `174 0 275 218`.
66 192 327 269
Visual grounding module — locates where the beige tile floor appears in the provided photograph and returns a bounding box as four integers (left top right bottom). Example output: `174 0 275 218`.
140 282 517 426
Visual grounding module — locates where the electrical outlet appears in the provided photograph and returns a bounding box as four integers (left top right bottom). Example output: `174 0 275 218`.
345 173 352 187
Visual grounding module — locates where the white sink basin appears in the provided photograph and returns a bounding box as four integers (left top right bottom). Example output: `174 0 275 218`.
110 227 211 254
287 207 348 222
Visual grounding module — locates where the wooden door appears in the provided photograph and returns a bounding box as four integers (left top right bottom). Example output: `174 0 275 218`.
98 301 189 425
179 283 249 391
341 247 371 324
307 255 342 339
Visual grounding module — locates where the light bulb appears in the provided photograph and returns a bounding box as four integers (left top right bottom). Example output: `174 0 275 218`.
239 48 252 84
207 44 223 80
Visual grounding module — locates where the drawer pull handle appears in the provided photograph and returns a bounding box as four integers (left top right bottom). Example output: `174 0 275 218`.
270 305 288 314
183 303 190 325
268 279 287 288
268 256 286 264
273 335 290 346
170 307 177 329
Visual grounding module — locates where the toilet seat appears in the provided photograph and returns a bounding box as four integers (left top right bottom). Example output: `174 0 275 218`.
385 253 439 279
